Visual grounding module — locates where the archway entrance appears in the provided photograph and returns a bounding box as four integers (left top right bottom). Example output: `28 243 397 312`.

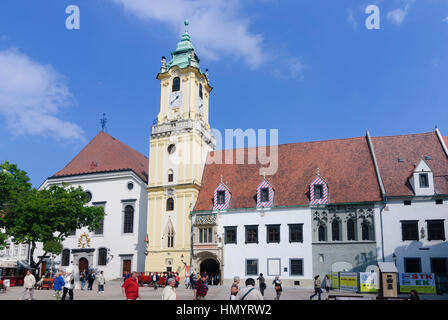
200 259 220 285
79 258 88 273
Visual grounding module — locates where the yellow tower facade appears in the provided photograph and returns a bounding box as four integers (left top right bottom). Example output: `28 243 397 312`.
145 21 215 275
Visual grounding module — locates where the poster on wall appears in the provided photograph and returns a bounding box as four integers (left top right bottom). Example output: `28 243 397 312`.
360 272 378 292
339 272 358 291
331 272 339 289
399 273 436 294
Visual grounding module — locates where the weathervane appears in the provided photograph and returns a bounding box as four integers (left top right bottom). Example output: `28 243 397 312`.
100 113 107 131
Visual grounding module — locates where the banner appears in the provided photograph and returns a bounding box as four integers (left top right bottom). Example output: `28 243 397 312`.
399 273 436 294
339 272 358 291
331 272 339 289
360 272 378 292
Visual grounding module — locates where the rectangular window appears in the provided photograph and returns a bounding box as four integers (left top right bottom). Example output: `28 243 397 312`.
95 218 104 235
168 173 174 182
289 224 303 243
260 188 269 202
199 227 213 243
217 191 225 205
401 221 419 241
436 199 443 205
267 258 281 276
404 200 412 206
431 258 447 273
245 225 258 244
224 227 237 244
314 185 323 199
246 259 258 276
68 229 76 236
21 244 27 257
427 220 445 241
266 225 280 243
290 259 304 276
404 258 421 273
419 173 429 188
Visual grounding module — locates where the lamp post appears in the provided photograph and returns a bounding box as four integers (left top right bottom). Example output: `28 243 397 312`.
392 253 397 266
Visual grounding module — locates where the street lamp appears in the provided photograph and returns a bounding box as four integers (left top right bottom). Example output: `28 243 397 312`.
392 253 397 266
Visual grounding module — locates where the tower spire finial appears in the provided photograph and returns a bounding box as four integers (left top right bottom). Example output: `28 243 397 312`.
100 113 107 132
184 19 189 32
317 167 320 176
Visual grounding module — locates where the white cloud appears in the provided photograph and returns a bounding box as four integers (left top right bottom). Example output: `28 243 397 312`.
112 0 269 69
273 57 305 80
346 8 358 29
444 16 448 23
0 48 85 141
387 0 415 25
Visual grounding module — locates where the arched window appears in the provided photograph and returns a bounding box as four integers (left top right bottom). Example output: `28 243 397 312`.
362 222 371 240
166 198 174 211
332 220 340 241
98 248 107 266
168 170 174 183
165 221 175 248
123 205 134 234
318 225 326 242
172 77 180 92
199 84 203 99
61 249 70 266
347 218 355 241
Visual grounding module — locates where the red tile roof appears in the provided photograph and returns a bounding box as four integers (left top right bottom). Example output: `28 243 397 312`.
51 131 148 183
372 132 448 197
194 136 382 211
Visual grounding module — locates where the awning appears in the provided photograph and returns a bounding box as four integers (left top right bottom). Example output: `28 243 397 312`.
0 259 18 268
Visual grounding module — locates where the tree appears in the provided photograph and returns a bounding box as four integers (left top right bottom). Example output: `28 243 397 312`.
1 162 105 274
0 161 32 249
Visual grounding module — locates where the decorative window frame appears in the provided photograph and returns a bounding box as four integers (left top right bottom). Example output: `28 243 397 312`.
310 175 329 206
213 182 231 211
256 179 274 209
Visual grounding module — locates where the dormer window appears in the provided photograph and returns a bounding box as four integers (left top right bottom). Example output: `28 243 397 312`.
172 77 180 92
213 181 231 210
314 185 323 199
260 188 269 202
217 191 225 205
256 179 274 208
419 173 429 188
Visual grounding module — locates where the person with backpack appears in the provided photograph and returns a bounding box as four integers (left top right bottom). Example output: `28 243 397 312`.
193 272 209 300
237 278 263 300
272 276 283 300
257 273 266 296
87 270 95 291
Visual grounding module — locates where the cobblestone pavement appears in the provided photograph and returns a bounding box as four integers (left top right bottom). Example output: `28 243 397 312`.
0 280 446 300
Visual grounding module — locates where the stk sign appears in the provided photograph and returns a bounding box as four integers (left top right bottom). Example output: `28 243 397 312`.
399 273 437 294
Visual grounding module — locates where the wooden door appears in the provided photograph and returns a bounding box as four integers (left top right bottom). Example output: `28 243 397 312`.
40 262 47 277
122 260 131 276
78 258 89 273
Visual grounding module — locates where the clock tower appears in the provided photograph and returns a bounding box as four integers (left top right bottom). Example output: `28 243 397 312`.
145 21 215 275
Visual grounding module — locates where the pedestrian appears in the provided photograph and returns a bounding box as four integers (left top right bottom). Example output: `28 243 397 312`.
152 272 159 290
184 273 190 289
237 278 264 300
230 276 240 300
323 274 330 293
87 270 95 291
53 272 65 300
272 276 282 300
61 271 74 300
193 272 209 300
79 269 87 290
191 272 197 290
162 278 177 300
190 272 196 289
257 273 266 296
175 272 180 288
20 270 36 300
97 271 105 293
122 272 141 300
165 272 173 287
310 275 322 300
409 289 420 300
123 271 130 282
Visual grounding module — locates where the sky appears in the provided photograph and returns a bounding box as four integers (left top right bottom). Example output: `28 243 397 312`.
1 0 448 187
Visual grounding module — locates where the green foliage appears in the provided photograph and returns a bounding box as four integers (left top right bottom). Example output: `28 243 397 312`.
43 239 63 255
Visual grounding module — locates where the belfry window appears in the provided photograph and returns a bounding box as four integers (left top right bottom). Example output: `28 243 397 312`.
199 84 203 99
168 170 174 182
172 77 180 92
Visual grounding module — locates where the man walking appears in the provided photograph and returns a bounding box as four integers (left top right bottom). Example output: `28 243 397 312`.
122 272 141 300
87 270 95 291
237 278 264 300
257 273 266 296
20 270 36 300
193 273 208 300
61 271 74 300
310 275 322 300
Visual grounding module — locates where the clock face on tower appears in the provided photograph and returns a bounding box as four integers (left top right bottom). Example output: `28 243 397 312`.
169 91 183 108
197 97 204 114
